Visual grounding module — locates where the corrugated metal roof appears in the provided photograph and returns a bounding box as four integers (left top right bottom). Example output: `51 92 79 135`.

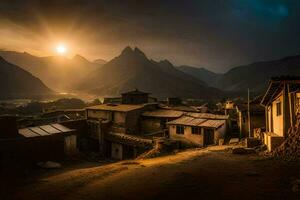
106 132 153 147
40 125 61 134
167 117 225 128
52 123 73 132
29 127 49 136
186 112 229 120
19 124 74 138
200 120 225 128
142 109 184 118
167 116 206 126
87 104 144 112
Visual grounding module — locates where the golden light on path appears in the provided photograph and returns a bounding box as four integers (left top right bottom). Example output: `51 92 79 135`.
56 44 67 55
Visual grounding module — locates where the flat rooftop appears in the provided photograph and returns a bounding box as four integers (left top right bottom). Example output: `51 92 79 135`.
86 104 145 112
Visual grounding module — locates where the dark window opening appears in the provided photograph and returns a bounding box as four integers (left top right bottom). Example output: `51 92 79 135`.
276 102 282 116
191 126 201 135
176 125 184 134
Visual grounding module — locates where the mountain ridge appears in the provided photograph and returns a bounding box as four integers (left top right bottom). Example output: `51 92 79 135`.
0 50 103 91
76 46 222 99
0 56 53 99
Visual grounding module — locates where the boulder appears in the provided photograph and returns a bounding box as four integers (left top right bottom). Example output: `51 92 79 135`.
231 147 256 155
37 161 62 169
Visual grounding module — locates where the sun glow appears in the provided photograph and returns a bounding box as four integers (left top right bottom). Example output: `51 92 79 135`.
56 44 67 55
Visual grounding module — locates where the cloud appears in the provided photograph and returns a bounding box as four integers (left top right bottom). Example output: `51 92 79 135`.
0 0 299 72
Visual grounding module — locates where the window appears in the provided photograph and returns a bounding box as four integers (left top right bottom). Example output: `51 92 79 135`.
191 126 201 135
176 125 184 134
276 102 282 116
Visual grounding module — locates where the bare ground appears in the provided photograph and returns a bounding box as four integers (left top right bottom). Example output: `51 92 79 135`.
3 146 300 200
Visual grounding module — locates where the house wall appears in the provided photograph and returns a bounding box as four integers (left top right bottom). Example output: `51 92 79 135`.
141 118 162 134
125 109 143 134
169 125 204 146
122 94 148 104
113 112 126 124
87 109 112 120
64 135 77 155
111 143 123 160
238 111 265 137
214 123 226 143
271 94 284 136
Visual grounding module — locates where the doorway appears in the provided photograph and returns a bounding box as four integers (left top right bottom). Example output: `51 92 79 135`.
204 128 214 146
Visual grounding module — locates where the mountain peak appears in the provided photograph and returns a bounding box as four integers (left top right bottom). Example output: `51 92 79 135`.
120 46 147 60
134 47 146 57
159 59 173 66
72 54 89 62
121 46 134 55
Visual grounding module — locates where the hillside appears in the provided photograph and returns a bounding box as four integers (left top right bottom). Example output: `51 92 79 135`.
0 57 53 99
0 51 102 91
76 47 222 99
177 65 221 86
214 55 300 93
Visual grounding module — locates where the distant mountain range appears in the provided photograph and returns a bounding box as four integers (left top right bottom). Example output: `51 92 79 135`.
76 47 222 99
178 55 300 94
2 46 300 100
177 65 221 86
0 56 53 99
213 55 300 93
0 51 102 91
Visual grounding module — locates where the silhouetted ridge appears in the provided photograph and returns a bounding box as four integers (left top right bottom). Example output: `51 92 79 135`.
76 46 221 99
0 57 53 99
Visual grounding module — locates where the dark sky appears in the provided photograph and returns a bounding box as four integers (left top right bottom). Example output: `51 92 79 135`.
0 0 300 72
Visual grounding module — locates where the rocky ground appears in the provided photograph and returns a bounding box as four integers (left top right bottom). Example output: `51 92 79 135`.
2 145 300 200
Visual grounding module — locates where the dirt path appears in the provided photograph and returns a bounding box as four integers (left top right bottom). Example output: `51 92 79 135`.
8 146 300 200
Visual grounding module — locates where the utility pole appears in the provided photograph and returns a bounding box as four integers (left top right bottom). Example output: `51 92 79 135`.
247 88 251 138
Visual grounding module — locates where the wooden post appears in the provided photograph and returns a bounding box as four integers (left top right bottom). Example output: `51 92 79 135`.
248 89 251 137
270 105 273 133
283 83 291 137
265 106 269 132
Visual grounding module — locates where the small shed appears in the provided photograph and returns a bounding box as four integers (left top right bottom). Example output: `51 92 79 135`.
19 123 77 156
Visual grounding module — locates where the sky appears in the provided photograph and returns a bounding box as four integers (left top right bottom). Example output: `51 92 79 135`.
0 0 300 72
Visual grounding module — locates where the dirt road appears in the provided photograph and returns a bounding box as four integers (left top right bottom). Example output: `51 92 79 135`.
6 146 300 200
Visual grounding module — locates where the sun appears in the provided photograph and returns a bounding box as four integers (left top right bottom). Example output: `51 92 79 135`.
56 44 67 55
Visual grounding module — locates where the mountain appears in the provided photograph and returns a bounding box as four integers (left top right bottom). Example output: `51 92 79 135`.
177 65 221 86
0 56 53 99
93 58 107 65
214 55 300 93
0 51 102 91
76 47 222 99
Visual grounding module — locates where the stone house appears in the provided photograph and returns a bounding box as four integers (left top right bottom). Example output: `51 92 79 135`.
167 113 228 147
260 77 300 151
86 103 157 159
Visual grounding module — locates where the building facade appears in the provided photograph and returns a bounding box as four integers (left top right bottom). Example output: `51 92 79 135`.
167 113 228 147
261 77 300 151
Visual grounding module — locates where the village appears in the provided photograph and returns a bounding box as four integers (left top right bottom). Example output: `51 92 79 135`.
1 76 300 199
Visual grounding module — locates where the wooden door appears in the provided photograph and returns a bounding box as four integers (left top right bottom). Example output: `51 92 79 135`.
204 128 214 146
